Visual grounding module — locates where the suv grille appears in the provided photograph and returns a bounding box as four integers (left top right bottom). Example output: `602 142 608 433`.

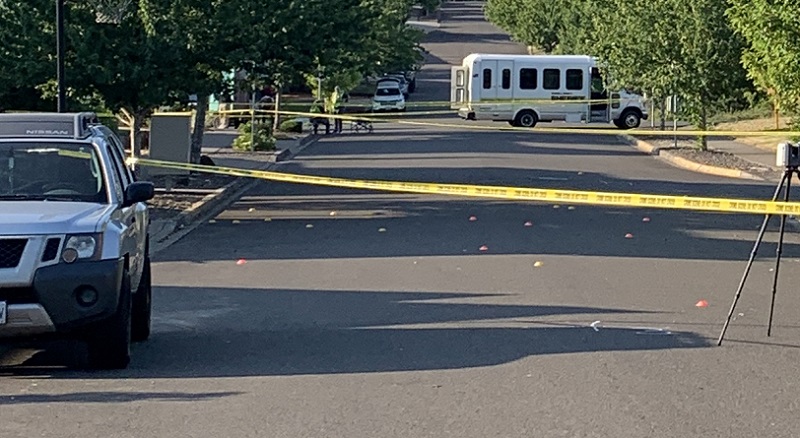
0 287 37 304
42 238 61 262
0 239 27 268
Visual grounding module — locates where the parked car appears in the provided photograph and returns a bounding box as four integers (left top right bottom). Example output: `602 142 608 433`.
372 81 407 112
0 112 155 370
380 75 409 99
392 70 418 93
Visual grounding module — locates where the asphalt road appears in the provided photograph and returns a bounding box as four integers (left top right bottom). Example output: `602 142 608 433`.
4 2 800 437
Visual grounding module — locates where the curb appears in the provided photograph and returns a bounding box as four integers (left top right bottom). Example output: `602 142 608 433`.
658 150 761 181
621 134 762 181
620 134 800 231
274 133 319 162
151 133 319 254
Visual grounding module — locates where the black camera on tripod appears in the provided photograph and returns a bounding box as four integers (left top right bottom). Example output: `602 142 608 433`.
776 141 800 167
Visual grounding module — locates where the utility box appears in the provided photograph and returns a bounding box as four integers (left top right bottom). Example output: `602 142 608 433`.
146 113 192 177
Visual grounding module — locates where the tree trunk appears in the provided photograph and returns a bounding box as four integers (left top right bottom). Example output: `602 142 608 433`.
659 97 667 131
774 101 780 130
697 104 708 151
191 94 209 164
272 89 282 132
129 110 147 159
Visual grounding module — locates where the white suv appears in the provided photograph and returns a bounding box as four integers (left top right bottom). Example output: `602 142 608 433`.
0 112 154 369
372 80 407 112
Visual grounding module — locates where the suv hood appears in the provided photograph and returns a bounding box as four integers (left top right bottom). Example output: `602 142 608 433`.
0 201 112 235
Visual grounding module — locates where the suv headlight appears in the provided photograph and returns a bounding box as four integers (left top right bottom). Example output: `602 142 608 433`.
62 234 102 263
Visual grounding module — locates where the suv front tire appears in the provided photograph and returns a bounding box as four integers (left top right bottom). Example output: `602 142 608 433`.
86 266 132 370
132 254 152 342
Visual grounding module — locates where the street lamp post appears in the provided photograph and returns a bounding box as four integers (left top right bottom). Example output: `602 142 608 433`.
56 0 67 112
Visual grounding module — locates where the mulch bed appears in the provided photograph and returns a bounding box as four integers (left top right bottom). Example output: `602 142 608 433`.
146 173 237 222
645 138 778 180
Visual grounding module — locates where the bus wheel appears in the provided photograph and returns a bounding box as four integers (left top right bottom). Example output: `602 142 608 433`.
617 110 641 129
515 110 538 128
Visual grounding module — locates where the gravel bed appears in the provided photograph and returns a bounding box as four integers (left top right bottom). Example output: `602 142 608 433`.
146 172 235 222
646 138 778 180
144 151 279 222
148 193 207 221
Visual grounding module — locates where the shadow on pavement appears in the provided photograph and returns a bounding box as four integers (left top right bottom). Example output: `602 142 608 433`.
0 288 708 378
0 391 241 405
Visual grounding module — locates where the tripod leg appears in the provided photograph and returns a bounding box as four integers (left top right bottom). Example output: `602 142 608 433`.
767 169 794 336
717 170 789 345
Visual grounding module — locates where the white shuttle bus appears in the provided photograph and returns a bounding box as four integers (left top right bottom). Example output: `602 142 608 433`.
450 53 648 129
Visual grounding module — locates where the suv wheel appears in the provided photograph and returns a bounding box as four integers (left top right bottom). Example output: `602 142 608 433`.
132 255 152 342
87 267 132 370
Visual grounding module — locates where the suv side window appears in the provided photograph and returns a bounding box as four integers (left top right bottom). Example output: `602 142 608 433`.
105 145 125 201
108 140 132 187
104 130 136 182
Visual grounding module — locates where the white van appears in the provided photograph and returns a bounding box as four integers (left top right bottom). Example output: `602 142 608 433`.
451 53 648 129
372 80 407 112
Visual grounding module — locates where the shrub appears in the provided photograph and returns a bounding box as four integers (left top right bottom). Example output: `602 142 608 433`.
279 119 303 133
232 121 276 152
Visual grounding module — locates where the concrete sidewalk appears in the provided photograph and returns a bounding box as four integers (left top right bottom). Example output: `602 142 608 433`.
706 138 800 185
709 139 778 172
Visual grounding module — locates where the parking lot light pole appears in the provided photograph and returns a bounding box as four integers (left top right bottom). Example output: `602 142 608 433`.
56 0 67 112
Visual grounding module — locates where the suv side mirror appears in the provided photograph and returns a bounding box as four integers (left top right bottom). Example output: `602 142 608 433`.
124 181 154 206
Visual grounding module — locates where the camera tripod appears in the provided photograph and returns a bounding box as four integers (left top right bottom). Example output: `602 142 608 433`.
718 165 800 345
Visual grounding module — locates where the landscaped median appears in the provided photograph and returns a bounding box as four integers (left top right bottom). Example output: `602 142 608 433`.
146 134 319 253
621 118 789 182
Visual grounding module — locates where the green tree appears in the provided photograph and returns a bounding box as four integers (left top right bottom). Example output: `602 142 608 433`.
304 0 424 103
0 0 58 111
584 0 749 148
138 0 251 163
728 0 800 128
485 0 564 53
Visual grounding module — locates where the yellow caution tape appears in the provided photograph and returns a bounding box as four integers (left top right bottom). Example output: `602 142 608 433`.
129 157 798 216
152 108 800 137
275 109 800 138
57 149 93 159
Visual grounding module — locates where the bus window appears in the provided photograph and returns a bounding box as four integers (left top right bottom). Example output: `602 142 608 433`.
566 69 583 90
502 69 511 89
483 69 492 89
520 68 537 89
543 69 560 90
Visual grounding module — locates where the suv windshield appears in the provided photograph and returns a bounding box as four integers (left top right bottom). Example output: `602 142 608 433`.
0 142 108 203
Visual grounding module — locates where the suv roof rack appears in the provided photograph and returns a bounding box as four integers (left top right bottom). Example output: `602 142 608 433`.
0 112 100 140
